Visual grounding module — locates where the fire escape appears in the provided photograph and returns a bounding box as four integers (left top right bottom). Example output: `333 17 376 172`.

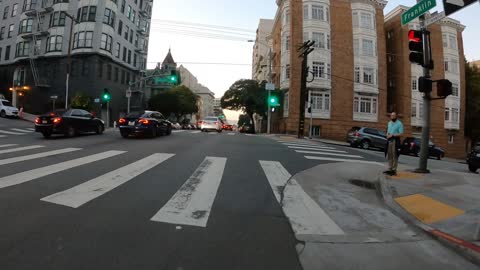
23 0 53 87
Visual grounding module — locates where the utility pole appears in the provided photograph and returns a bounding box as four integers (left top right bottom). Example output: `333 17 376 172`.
298 41 315 139
309 91 313 138
64 13 78 109
416 15 432 173
267 47 273 134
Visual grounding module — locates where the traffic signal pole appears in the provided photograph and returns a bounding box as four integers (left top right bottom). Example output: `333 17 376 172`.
267 48 272 134
416 15 432 173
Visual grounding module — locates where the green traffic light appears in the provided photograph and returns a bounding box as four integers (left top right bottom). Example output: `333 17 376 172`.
170 75 178 82
268 96 279 106
103 94 111 101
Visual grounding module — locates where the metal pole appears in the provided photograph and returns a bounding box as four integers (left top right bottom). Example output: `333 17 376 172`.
127 86 131 114
309 91 313 139
267 47 272 134
298 53 308 139
12 71 17 108
65 15 75 109
417 15 432 173
53 99 55 111
106 101 110 128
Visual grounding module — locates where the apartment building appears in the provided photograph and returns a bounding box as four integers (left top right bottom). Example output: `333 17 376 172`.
178 64 215 120
270 0 388 139
385 6 466 158
252 19 274 82
0 0 153 122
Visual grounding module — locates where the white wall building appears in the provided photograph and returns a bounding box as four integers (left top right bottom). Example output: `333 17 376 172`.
252 19 274 81
178 65 215 120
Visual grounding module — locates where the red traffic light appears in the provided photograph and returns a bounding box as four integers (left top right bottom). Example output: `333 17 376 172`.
408 30 421 42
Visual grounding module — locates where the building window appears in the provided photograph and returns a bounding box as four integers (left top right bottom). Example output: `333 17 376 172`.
122 47 127 61
285 9 290 24
15 41 30 57
452 108 459 123
363 67 375 84
448 135 454 144
448 35 457 50
8 24 14 38
411 102 417 118
5 45 11 60
313 62 325 79
310 91 330 112
444 58 449 72
34 39 41 55
77 6 96 22
284 92 289 113
114 42 120 57
19 19 34 34
133 53 137 67
354 67 360 83
73 31 93 48
450 58 459 73
312 32 325 49
126 5 132 20
118 20 123 35
327 34 330 50
3 6 9 19
100 33 113 52
360 12 374 29
452 82 459 97
303 5 309 20
107 64 112 80
0 27 4 40
50 11 66 27
129 29 133 43
285 64 290 79
12 3 18 17
124 25 129 40
354 95 377 114
135 34 139 47
285 35 290 51
442 34 448 48
104 8 115 27
312 5 324 21
362 39 374 56
47 35 63 52
127 49 131 64
445 108 450 121
412 76 417 91
353 39 359 55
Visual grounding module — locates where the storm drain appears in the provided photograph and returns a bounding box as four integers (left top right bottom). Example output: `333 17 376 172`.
349 179 377 190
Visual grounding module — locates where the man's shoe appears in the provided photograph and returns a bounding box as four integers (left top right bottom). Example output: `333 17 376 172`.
390 170 397 176
383 170 392 174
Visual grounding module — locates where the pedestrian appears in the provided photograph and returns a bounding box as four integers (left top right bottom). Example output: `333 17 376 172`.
384 112 403 176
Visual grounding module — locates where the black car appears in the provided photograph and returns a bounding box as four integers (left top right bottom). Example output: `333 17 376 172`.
239 124 254 134
346 127 387 150
467 143 480 173
35 109 104 138
401 137 445 160
118 111 172 138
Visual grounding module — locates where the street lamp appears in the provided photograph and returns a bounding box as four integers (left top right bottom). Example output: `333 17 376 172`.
64 13 79 109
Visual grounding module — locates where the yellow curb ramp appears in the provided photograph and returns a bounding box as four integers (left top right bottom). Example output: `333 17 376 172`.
389 171 423 180
395 194 465 224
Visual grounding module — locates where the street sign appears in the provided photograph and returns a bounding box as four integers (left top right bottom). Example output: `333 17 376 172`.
94 98 100 103
50 95 58 99
401 0 437 25
425 11 446 26
443 0 477 16
265 83 275 91
126 89 132 98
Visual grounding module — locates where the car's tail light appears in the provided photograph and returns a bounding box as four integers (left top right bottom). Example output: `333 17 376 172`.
214 122 218 125
139 119 149 125
118 118 126 124
354 132 360 137
35 117 41 124
52 117 62 124
410 142 415 147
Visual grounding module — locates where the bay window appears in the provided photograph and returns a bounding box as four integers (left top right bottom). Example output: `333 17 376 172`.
354 95 377 114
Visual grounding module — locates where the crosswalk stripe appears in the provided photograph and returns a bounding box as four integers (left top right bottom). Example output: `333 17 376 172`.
295 150 363 158
259 161 344 235
26 128 35 131
0 148 82 166
0 130 24 135
10 128 33 133
151 156 227 227
0 144 18 148
304 156 383 165
190 131 201 134
41 153 175 208
228 133 235 135
0 135 6 138
282 143 335 149
287 146 347 153
0 150 126 189
0 145 45 154
172 130 186 133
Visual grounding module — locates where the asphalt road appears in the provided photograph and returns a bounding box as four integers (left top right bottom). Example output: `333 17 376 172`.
0 117 473 270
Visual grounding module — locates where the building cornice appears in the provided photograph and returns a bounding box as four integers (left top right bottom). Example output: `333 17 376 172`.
438 17 466 32
352 0 388 9
385 5 409 22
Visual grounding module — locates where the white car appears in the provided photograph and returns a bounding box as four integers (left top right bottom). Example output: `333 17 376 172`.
199 117 223 133
0 99 19 118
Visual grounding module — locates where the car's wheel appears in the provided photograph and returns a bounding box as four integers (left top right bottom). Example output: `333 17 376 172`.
0 110 5 118
468 165 478 173
217 129 222 133
437 154 442 160
151 127 157 138
361 140 370 150
96 124 104 135
66 126 76 137
42 132 51 139
120 131 129 138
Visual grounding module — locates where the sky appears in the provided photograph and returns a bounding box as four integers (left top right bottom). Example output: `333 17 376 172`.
147 0 480 100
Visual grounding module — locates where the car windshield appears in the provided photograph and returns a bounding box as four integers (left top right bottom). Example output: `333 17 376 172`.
126 111 145 118
1 100 12 106
204 117 218 121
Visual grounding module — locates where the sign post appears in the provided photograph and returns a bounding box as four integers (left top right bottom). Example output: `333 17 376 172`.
126 88 132 114
401 0 437 25
425 11 445 26
50 95 58 112
265 82 275 134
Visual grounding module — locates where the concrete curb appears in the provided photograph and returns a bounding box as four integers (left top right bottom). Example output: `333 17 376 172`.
377 173 480 266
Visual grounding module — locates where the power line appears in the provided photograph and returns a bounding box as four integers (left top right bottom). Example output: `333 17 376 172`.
151 19 255 34
149 28 254 42
150 24 255 39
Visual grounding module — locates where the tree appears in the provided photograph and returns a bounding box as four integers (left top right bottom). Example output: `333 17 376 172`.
465 61 480 145
148 85 198 119
70 93 92 111
221 79 267 132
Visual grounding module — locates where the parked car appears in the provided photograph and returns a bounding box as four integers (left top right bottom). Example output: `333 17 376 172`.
200 117 223 132
35 109 104 138
239 124 255 134
222 124 234 131
346 127 387 150
467 143 480 173
172 122 182 130
0 99 19 118
118 110 172 138
400 137 445 160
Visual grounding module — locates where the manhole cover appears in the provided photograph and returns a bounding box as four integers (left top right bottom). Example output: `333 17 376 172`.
349 179 376 190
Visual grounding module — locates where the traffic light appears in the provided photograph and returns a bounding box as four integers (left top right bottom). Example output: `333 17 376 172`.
436 79 453 97
268 93 280 107
271 107 276 113
308 107 312 114
418 77 432 93
102 88 111 102
169 70 178 85
409 30 424 66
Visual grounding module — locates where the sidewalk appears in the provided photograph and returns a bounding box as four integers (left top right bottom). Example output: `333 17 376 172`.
379 164 480 263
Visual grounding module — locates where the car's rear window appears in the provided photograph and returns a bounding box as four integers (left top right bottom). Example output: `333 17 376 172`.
126 112 145 118
205 117 218 121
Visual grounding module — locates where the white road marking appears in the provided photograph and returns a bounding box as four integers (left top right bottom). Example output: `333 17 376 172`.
228 133 235 136
304 156 383 165
208 132 218 135
0 130 24 135
0 148 82 166
0 150 125 189
0 135 6 138
151 156 227 227
259 161 344 236
245 134 255 136
0 145 45 154
190 131 201 134
295 150 363 158
41 153 175 208
172 130 186 133
26 128 35 131
287 146 347 153
0 144 18 148
11 128 34 133
282 143 336 149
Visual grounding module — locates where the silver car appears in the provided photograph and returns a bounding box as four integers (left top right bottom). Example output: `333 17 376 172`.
200 117 223 133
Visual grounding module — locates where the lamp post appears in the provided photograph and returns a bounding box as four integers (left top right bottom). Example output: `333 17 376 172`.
63 13 79 109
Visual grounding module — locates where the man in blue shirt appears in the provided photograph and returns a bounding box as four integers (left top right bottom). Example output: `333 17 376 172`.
385 112 404 176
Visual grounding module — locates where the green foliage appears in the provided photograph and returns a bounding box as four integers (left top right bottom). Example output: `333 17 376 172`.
148 85 198 118
465 61 480 143
70 93 92 111
237 114 251 126
221 79 267 131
